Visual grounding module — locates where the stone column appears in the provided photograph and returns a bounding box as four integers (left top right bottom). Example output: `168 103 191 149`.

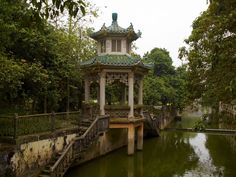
128 73 134 118
100 72 106 115
128 124 135 155
138 79 143 116
138 79 143 105
137 123 143 150
85 79 90 102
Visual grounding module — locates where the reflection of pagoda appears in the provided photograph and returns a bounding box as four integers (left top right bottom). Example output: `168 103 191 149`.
81 13 150 155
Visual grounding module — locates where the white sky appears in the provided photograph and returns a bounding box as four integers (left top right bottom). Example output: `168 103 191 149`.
89 0 208 66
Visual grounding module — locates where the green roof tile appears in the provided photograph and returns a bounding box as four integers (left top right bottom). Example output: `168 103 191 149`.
90 13 141 41
80 55 151 69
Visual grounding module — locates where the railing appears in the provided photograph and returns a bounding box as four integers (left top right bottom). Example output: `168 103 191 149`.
49 115 109 177
97 115 110 133
105 105 130 118
0 115 14 137
0 111 81 139
50 142 74 177
105 105 143 118
74 115 109 154
219 102 236 116
82 103 99 120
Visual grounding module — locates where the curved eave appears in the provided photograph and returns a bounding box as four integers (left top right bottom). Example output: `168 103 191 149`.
80 61 150 71
90 30 141 41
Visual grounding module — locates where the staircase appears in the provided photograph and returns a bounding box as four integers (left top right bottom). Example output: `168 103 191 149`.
143 111 160 137
38 115 109 177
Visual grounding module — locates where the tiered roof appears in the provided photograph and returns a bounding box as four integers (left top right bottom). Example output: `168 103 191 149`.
90 13 141 41
81 13 151 71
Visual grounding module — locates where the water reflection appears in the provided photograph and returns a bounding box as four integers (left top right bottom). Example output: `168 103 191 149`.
65 131 236 177
65 132 236 177
184 133 224 176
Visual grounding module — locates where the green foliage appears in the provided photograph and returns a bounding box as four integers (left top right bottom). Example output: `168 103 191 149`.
29 0 87 19
0 0 97 114
144 48 175 76
180 0 236 107
0 55 24 100
192 120 206 131
143 48 189 111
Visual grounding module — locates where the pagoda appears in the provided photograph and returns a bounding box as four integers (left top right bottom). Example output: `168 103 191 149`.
81 13 150 155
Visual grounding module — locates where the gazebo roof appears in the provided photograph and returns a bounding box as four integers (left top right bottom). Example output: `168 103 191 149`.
90 13 141 41
80 54 151 69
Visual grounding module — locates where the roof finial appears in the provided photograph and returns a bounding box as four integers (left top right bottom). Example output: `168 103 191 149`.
112 13 118 22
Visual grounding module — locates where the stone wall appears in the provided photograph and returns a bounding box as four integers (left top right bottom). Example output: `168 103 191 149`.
74 128 127 165
0 134 76 177
0 129 128 177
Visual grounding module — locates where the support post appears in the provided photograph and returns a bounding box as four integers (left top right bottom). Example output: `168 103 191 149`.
128 124 135 155
14 113 18 139
137 123 143 150
100 72 106 115
128 73 134 118
51 112 55 132
138 79 143 116
85 79 90 102
138 79 143 105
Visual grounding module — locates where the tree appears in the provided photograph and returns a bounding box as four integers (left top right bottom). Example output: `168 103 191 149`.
29 0 86 19
180 0 236 108
0 0 97 113
143 48 189 111
144 48 175 76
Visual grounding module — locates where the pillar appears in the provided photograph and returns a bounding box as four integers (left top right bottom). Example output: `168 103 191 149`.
85 79 90 102
128 124 135 155
137 123 143 150
100 72 106 115
138 79 143 116
128 73 134 118
138 79 143 105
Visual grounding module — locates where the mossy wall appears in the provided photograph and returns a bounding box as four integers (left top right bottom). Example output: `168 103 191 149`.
0 128 128 177
0 134 76 177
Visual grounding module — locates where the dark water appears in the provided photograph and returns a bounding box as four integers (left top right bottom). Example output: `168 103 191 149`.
65 113 236 177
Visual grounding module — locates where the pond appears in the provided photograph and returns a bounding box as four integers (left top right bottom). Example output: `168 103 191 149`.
65 113 236 177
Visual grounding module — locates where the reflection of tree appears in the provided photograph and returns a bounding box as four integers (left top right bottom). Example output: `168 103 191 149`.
206 134 236 177
141 132 198 177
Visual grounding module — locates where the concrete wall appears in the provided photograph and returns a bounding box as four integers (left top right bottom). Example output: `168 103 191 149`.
0 134 76 177
0 129 128 177
74 128 127 165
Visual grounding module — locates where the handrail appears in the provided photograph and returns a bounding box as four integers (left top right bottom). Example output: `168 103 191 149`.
76 118 99 140
0 111 81 139
50 141 74 172
48 114 109 177
18 111 80 118
76 115 109 140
